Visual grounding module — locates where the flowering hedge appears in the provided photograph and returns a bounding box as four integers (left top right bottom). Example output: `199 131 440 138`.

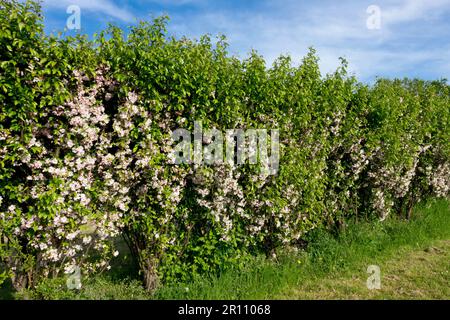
1 1 449 291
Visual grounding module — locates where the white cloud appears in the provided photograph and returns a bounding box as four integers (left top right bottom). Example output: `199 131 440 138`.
40 0 450 81
146 0 205 5
166 0 450 80
382 0 450 26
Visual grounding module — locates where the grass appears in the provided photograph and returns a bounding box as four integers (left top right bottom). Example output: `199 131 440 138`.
154 198 450 299
277 239 450 299
1 198 449 300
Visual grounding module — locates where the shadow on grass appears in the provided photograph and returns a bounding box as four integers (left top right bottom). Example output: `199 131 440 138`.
0 279 14 300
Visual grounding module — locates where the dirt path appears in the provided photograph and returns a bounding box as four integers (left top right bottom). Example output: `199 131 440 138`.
278 240 450 299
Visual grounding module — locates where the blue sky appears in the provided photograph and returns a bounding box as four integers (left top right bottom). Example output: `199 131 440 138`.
41 0 450 82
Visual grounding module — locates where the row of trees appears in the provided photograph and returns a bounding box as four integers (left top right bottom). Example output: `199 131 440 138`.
1 1 449 291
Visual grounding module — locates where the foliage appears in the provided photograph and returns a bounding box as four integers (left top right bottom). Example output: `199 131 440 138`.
0 1 449 292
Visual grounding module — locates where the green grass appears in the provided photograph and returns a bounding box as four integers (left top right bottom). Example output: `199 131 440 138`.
1 198 449 300
154 197 450 299
278 239 449 299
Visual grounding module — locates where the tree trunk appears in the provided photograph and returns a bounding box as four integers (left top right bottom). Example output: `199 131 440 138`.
11 272 28 292
407 200 413 220
142 258 159 293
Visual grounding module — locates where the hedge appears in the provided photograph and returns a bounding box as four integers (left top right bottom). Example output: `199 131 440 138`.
0 0 449 291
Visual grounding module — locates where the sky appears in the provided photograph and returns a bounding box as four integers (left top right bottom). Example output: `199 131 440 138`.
41 0 450 83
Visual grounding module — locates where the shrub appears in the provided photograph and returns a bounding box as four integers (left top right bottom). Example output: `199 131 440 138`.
0 0 449 292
